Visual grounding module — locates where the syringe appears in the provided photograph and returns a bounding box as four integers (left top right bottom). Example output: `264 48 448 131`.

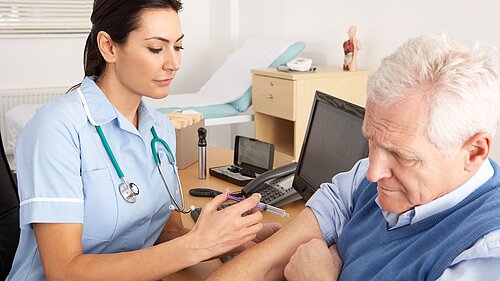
227 195 290 217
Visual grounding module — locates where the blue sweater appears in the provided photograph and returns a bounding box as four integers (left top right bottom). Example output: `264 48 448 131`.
337 160 500 281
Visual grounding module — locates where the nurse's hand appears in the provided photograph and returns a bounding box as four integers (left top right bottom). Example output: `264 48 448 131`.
230 222 282 255
187 190 264 260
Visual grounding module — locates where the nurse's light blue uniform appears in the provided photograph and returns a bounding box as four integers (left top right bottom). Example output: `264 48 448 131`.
7 77 178 280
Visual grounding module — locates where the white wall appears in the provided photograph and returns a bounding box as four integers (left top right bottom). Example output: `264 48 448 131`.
1 0 500 161
174 1 211 94
238 0 500 72
0 35 86 90
235 0 500 161
0 1 211 93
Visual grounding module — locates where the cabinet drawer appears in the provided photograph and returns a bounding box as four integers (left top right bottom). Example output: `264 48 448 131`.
252 75 295 120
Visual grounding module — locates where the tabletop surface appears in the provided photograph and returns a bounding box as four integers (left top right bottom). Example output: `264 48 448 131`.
162 147 306 281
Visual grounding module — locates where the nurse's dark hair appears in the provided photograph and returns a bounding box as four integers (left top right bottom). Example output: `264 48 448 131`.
84 0 182 77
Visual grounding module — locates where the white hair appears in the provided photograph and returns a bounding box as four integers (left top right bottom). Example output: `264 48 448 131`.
367 33 500 157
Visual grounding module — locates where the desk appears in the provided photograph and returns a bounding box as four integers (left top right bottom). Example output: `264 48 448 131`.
162 147 306 281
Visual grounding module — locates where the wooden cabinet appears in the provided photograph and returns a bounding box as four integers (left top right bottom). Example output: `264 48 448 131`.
251 66 370 167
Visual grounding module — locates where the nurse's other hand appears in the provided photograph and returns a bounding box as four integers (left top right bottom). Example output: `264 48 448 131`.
284 239 342 281
187 190 263 260
230 222 282 255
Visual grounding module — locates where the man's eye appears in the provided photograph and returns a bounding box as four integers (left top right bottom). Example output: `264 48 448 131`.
148 47 163 54
397 156 417 167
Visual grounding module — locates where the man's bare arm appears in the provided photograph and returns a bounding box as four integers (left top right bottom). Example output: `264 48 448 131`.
206 207 323 281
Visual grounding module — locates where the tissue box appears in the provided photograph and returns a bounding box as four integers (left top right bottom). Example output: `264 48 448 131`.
166 111 205 169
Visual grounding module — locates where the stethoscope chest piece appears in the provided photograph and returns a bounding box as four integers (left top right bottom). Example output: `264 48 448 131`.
119 182 140 203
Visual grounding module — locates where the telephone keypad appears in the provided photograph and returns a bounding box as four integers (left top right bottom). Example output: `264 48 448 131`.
257 173 297 205
260 184 287 204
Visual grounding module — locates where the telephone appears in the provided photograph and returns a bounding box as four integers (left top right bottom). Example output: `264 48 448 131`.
241 162 302 207
286 57 313 71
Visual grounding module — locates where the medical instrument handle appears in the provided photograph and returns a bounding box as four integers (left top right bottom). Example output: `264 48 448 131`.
198 127 207 179
189 187 222 197
96 125 124 178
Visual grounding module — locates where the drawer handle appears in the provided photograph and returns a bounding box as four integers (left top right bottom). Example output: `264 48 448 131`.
266 94 274 99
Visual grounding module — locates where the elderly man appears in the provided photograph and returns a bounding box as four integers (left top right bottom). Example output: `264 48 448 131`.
207 33 500 281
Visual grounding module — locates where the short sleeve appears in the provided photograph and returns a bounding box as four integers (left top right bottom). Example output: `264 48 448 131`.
437 229 500 280
305 158 369 245
16 105 84 229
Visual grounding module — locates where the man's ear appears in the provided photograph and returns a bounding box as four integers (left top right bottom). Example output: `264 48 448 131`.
463 132 492 172
96 31 117 63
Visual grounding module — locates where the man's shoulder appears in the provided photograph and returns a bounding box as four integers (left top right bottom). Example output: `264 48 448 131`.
450 228 500 268
479 229 500 258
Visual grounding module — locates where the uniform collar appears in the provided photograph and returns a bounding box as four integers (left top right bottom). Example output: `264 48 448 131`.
79 76 159 135
79 76 118 126
137 102 161 136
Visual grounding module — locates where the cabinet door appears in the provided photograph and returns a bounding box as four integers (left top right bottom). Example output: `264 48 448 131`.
252 75 295 121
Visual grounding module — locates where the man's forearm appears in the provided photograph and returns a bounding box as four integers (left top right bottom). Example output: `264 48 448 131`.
206 208 323 281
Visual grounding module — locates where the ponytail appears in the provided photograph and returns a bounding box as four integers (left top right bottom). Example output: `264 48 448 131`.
83 29 106 77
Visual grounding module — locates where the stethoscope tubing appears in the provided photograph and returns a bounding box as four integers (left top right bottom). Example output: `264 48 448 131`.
95 125 125 179
157 163 190 213
76 86 189 212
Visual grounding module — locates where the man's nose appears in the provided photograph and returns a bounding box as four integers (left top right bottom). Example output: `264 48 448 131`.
365 147 392 182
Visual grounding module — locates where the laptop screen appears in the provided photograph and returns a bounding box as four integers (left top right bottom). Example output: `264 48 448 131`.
293 91 368 200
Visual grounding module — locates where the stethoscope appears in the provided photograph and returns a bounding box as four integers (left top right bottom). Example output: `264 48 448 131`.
77 87 194 213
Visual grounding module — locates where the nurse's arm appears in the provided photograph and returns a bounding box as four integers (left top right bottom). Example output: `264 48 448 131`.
155 211 189 244
206 207 323 281
34 223 203 281
34 192 264 281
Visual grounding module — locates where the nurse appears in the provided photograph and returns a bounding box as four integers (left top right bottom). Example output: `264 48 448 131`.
7 0 280 280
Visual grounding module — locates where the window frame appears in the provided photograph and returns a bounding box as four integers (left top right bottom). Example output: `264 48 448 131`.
0 0 93 36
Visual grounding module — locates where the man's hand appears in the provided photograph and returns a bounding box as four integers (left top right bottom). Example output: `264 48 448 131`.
284 238 342 281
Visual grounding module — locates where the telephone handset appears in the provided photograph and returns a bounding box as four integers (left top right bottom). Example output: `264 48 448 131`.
287 57 313 71
241 162 302 207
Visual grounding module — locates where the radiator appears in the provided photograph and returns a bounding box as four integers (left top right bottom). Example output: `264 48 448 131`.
0 87 67 154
